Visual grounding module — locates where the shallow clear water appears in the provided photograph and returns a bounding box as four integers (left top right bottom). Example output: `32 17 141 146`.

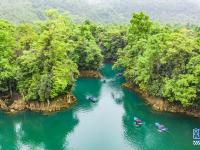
0 64 200 150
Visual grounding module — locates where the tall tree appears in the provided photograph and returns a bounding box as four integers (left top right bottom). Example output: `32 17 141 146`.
73 20 103 70
0 20 16 96
17 10 78 102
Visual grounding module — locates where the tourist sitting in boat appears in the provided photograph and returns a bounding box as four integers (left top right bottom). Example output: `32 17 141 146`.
86 96 98 103
134 117 143 126
155 122 167 132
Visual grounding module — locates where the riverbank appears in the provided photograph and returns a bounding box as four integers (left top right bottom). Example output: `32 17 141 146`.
79 70 102 78
123 83 200 118
0 93 76 113
0 70 102 114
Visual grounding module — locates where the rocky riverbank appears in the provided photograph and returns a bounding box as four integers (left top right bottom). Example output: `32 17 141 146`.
79 70 102 78
0 93 76 113
123 83 200 118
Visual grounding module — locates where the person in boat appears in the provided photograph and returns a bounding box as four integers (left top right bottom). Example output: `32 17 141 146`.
86 96 97 103
155 122 167 132
135 119 142 126
134 117 143 126
101 79 106 83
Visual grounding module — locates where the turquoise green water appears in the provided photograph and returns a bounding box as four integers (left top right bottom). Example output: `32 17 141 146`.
0 64 200 150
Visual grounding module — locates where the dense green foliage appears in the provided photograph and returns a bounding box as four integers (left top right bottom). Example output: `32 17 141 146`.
0 8 199 107
115 12 200 106
93 25 127 62
16 11 79 101
1 0 200 24
0 20 16 96
73 21 103 70
0 10 103 102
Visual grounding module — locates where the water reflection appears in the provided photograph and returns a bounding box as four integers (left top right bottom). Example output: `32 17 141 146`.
0 64 200 150
0 114 18 149
0 110 79 150
65 64 130 150
121 86 200 150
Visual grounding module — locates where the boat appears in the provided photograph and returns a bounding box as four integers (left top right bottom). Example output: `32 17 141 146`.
116 73 123 77
111 92 115 98
102 79 106 83
86 96 98 103
134 117 143 126
155 122 167 132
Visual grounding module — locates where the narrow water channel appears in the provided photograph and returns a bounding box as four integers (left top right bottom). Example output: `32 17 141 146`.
0 64 199 150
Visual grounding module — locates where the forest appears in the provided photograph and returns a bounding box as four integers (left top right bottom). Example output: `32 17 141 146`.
115 13 200 106
0 10 104 103
0 10 199 108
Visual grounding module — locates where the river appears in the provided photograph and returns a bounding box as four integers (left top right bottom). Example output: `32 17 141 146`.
0 64 200 150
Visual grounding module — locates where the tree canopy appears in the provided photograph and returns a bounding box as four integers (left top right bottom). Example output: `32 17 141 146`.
0 10 199 107
0 20 16 96
115 12 200 106
0 10 103 102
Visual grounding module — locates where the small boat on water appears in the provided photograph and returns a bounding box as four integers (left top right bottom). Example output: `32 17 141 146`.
111 92 115 98
134 117 143 126
102 79 106 83
155 122 167 132
86 96 98 103
116 73 123 77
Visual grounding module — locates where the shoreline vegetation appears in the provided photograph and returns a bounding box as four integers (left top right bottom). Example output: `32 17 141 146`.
0 93 76 113
0 68 102 114
0 9 104 114
114 12 199 117
123 83 200 118
0 9 199 117
0 69 101 114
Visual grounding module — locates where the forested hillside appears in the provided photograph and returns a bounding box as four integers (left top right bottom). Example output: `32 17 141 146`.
0 9 199 106
115 12 200 106
1 0 200 24
0 10 103 103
